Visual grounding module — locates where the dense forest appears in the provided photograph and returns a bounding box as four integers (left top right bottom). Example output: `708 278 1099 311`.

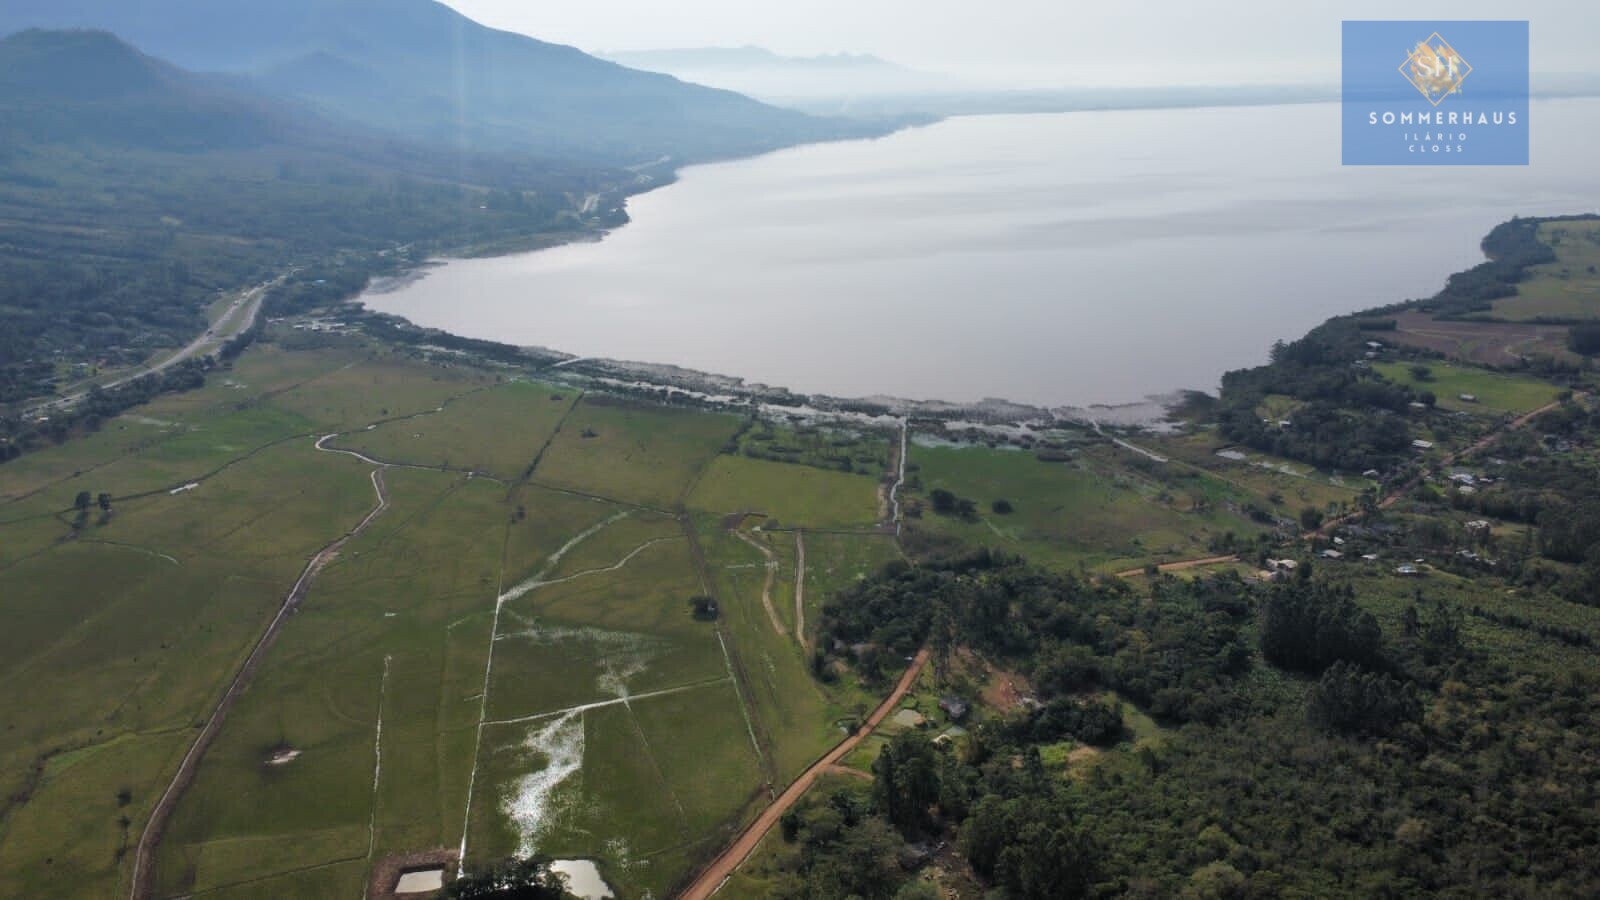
766 552 1600 898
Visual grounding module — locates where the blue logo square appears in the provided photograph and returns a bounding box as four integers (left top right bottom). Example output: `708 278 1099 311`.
1342 21 1528 165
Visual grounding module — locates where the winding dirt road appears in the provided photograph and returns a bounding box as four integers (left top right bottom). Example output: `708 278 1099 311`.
680 647 930 900
732 528 786 638
128 457 390 900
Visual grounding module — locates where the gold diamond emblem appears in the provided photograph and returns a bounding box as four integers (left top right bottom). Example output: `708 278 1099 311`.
1399 33 1471 106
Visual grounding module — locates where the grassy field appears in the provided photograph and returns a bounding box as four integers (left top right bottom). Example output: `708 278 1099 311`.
734 421 892 475
4 326 1319 898
532 396 741 509
0 334 843 899
0 438 381 897
1374 361 1562 414
1153 430 1372 515
334 380 577 479
1494 220 1600 321
908 440 1264 572
687 454 883 529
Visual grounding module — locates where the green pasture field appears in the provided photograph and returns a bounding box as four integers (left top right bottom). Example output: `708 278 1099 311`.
1152 431 1372 514
687 454 882 529
334 380 577 479
795 531 902 642
531 396 741 509
1494 220 1600 321
0 439 381 898
1374 361 1562 414
908 441 1264 572
0 331 1164 899
469 522 764 897
735 421 892 475
152 466 501 897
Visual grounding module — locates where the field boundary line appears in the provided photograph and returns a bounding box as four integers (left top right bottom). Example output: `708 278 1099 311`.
483 676 734 727
457 506 630 865
367 654 392 867
128 466 391 900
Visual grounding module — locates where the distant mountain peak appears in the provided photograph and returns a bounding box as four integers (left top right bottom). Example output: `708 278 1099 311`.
0 28 172 99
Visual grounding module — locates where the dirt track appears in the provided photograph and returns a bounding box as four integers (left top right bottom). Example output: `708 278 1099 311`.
128 461 391 900
732 528 787 638
1113 554 1239 578
1311 396 1567 539
679 647 930 900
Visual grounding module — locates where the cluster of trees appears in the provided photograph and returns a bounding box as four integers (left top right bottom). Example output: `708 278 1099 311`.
928 488 979 521
1424 215 1563 317
818 554 1255 726
795 546 1600 896
1213 216 1596 474
1307 661 1421 736
1259 580 1384 672
1 356 211 459
1448 401 1600 603
1216 320 1420 472
1571 321 1600 356
443 857 574 899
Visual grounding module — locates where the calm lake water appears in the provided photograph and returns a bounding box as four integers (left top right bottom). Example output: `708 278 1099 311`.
364 99 1600 408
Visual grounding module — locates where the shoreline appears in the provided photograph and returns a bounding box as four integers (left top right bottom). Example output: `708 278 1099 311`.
346 103 1595 432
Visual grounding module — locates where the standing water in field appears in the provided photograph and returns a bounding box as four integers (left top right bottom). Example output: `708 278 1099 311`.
507 711 586 856
551 859 616 899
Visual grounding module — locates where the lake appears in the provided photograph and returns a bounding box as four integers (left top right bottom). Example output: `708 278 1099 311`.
362 99 1600 408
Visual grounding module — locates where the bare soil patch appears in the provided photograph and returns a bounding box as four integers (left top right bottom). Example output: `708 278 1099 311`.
1388 311 1575 366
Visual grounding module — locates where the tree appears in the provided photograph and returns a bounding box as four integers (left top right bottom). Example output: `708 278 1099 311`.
992 499 1014 514
873 730 940 836
1300 506 1324 530
74 490 92 512
1569 321 1600 356
1261 581 1384 673
1307 661 1421 736
442 857 574 899
97 492 112 512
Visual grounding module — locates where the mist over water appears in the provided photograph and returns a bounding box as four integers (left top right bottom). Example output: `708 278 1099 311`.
364 99 1600 408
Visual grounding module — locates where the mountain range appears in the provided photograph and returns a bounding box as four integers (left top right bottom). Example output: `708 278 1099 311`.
0 0 890 165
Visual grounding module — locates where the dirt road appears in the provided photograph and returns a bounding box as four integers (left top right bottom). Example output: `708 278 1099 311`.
128 461 389 900
1114 554 1239 578
1311 396 1568 539
679 647 931 900
793 532 807 650
732 528 787 638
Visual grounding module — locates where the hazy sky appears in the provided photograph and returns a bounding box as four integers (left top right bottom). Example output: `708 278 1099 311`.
441 1 1597 87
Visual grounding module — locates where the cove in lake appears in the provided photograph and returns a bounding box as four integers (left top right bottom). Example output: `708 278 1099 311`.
363 99 1600 409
